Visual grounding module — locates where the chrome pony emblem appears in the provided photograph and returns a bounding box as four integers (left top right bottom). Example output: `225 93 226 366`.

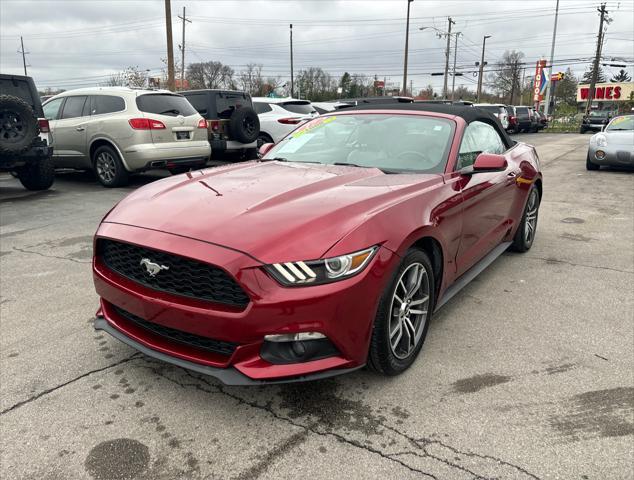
140 258 169 277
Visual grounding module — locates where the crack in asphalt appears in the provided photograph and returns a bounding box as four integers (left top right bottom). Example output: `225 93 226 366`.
137 363 438 479
139 362 541 480
0 354 139 416
11 246 91 264
525 255 633 274
539 146 582 168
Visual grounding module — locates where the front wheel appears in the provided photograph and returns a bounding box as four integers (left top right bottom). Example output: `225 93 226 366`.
586 153 599 171
511 185 540 252
368 249 434 376
93 145 129 187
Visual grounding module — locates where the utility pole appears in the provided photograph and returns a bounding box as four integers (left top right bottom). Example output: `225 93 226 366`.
178 7 191 90
19 36 28 75
164 0 175 91
543 0 560 116
585 3 610 115
476 35 491 102
290 24 294 98
442 17 455 99
450 32 461 101
410 80 413 97
402 0 414 96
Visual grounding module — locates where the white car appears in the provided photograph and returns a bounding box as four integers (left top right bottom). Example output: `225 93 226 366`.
252 97 318 145
474 103 510 130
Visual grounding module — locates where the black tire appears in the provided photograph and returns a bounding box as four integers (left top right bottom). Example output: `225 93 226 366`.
586 152 599 171
510 185 540 253
0 95 39 156
168 166 191 175
17 155 54 191
257 132 273 148
368 248 435 376
229 107 259 144
92 145 129 187
579 127 586 134
244 147 259 160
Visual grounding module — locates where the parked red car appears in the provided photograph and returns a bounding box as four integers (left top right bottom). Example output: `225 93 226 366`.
93 104 542 385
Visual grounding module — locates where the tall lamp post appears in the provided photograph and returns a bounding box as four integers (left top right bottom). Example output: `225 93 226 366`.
402 0 414 96
476 35 491 102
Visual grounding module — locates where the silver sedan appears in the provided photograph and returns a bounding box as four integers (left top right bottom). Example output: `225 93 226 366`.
587 114 634 170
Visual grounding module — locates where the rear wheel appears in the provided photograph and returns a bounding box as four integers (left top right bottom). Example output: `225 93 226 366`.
257 133 273 148
93 145 129 188
17 155 55 191
511 185 540 252
586 152 599 171
368 249 434 375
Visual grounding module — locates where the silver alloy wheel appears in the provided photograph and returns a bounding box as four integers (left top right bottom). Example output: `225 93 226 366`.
388 262 430 360
96 152 117 183
524 189 539 245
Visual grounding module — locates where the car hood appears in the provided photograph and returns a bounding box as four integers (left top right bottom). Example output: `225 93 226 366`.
604 130 634 146
104 161 442 263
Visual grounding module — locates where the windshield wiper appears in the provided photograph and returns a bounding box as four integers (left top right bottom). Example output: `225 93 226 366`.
159 108 180 115
333 162 370 168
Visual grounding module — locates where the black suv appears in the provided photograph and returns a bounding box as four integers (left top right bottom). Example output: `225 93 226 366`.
182 89 260 159
580 110 612 133
0 74 54 190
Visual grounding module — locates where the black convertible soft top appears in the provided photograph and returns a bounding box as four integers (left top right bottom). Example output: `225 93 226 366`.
342 103 515 148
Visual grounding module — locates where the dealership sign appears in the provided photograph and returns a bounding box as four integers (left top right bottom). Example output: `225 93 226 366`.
577 82 634 102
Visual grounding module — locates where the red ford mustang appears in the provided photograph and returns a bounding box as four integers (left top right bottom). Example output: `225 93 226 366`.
93 104 542 385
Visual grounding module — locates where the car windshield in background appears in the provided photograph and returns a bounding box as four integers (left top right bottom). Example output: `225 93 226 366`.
265 114 454 174
515 107 529 115
588 110 609 117
136 94 197 117
280 102 316 115
606 116 634 131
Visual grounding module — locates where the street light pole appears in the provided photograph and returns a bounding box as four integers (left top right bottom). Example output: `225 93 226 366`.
543 0 560 116
290 24 294 98
402 0 414 96
476 35 491 102
442 17 455 99
450 32 461 101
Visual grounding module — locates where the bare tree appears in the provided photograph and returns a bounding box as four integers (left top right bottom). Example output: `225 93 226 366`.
239 63 264 95
296 67 336 101
106 66 148 87
488 50 524 104
187 61 235 89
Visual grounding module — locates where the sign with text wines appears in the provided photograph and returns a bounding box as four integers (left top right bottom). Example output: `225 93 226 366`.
577 82 634 102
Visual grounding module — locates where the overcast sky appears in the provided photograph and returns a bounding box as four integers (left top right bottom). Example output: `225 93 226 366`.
1 0 632 94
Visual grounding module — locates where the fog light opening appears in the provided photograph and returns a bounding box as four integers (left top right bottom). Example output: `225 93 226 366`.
261 333 339 364
595 150 606 160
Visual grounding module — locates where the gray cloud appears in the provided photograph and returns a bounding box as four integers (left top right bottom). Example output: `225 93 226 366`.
1 0 632 93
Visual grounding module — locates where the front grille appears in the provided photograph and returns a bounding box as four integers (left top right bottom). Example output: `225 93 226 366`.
98 239 250 308
616 151 631 162
114 306 238 356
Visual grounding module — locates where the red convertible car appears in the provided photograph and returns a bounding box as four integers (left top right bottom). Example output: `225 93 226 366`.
93 104 542 385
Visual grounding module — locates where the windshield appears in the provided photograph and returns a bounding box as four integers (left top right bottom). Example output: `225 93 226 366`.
476 105 502 114
264 114 454 174
606 115 634 131
588 110 610 117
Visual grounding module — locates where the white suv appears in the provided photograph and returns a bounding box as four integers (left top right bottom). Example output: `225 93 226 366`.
252 97 318 145
43 87 211 187
474 103 510 130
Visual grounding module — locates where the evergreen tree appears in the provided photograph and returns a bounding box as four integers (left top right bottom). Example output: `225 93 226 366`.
581 65 606 84
610 69 632 82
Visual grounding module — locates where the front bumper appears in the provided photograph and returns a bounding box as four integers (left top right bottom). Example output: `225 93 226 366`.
93 222 398 384
582 123 606 132
588 144 634 167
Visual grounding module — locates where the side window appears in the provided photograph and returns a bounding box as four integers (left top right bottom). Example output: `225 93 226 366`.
253 102 272 114
43 98 64 120
457 122 505 169
92 95 125 115
60 96 87 119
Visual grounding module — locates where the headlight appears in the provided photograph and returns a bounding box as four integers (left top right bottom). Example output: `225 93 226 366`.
594 134 608 147
265 246 378 286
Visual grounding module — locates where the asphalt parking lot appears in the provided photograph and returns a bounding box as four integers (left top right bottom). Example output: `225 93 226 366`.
1 133 632 480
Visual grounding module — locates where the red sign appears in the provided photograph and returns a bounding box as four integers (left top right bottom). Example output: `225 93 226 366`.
579 85 622 100
374 80 385 89
533 59 547 105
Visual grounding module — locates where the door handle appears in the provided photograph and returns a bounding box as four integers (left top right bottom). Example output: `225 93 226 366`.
507 171 518 178
76 126 85 132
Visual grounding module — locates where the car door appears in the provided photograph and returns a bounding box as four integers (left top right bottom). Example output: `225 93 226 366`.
53 95 89 167
454 121 519 276
43 97 65 149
